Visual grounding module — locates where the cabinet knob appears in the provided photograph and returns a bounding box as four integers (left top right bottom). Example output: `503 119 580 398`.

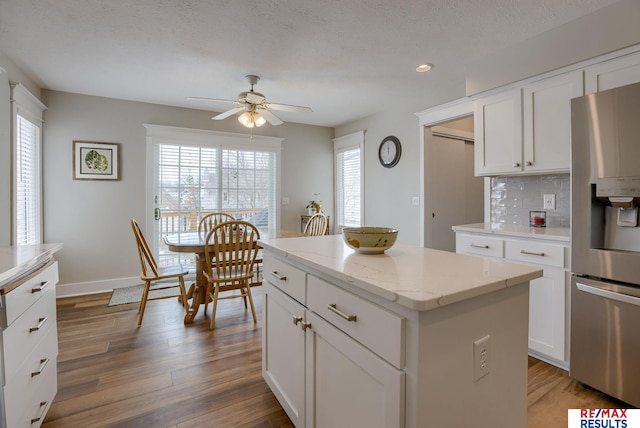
292 315 303 326
300 321 312 331
525 161 533 166
513 162 521 168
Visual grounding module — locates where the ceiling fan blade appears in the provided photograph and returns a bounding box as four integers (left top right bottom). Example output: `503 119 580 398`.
187 96 241 105
266 102 313 113
212 106 245 120
245 92 265 104
259 109 284 126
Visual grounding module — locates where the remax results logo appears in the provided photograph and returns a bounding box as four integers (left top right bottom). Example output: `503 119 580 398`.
568 409 640 427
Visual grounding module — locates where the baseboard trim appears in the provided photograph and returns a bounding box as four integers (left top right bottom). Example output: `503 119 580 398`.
56 276 141 298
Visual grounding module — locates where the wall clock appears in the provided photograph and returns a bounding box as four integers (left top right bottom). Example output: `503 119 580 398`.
378 136 401 168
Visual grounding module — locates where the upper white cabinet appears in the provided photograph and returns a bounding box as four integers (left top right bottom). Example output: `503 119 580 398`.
474 71 583 176
585 50 640 93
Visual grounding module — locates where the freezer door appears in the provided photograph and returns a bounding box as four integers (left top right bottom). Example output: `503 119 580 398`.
570 275 640 407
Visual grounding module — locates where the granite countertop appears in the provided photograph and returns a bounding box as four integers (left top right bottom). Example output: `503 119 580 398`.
0 243 63 289
452 223 570 242
259 235 542 311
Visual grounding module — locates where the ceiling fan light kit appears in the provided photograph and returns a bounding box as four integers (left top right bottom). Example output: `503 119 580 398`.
188 74 312 128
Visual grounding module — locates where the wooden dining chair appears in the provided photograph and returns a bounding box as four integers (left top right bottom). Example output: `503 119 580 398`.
198 212 235 240
304 213 329 236
131 219 189 326
203 220 261 330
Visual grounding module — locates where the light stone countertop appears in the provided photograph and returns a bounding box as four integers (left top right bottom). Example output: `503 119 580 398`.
0 243 63 290
452 223 570 243
259 235 542 311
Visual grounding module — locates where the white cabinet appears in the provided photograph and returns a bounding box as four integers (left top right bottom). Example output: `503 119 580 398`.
305 311 404 428
262 264 404 428
456 231 569 368
585 50 640 93
474 88 522 175
474 71 583 176
1 260 59 428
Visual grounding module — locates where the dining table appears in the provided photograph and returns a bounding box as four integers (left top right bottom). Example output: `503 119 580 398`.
164 228 305 323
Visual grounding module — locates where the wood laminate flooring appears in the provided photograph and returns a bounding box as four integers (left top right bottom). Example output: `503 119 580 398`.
43 288 628 427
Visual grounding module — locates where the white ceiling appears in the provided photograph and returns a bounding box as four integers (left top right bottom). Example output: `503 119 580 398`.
0 0 620 128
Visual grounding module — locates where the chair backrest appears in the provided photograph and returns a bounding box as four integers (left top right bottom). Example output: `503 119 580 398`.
204 220 261 282
304 213 329 236
131 218 159 279
198 212 235 240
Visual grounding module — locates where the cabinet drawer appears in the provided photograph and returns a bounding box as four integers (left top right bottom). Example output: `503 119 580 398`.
455 234 504 258
307 276 404 368
3 287 57 377
263 257 306 305
505 240 565 268
4 329 58 428
4 261 58 327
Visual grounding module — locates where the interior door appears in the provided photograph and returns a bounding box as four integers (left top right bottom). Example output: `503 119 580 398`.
431 134 484 252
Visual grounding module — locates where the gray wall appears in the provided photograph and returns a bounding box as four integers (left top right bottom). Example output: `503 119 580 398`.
335 107 422 246
40 90 333 295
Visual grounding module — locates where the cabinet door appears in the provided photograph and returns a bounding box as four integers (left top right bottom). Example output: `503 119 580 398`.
585 50 640 94
474 88 523 175
262 282 307 427
305 311 404 428
522 71 583 173
528 267 566 362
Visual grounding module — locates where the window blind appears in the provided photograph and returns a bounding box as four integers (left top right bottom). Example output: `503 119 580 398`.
15 114 41 245
336 147 362 228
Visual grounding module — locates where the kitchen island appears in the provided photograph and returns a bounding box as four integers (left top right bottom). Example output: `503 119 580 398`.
259 235 542 428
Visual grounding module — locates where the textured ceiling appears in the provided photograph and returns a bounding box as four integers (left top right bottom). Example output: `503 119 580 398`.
0 0 621 127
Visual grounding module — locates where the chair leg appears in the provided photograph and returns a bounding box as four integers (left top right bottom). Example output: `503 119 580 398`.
137 281 151 327
209 283 220 330
244 282 257 324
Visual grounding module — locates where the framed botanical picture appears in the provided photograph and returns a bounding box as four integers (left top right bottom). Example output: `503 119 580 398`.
73 141 121 180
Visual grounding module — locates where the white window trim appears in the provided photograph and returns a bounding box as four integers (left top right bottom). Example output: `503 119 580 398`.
333 130 365 229
11 82 47 245
143 124 284 247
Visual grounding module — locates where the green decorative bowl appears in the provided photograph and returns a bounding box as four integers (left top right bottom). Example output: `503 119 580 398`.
342 227 398 254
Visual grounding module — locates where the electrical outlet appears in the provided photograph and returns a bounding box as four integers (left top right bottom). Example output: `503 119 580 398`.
412 196 420 206
544 194 556 210
282 197 289 205
473 334 491 382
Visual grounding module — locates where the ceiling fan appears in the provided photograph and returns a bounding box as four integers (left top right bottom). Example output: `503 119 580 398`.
187 75 312 128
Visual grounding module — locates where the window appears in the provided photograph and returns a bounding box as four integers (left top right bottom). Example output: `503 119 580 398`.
334 131 364 230
145 125 283 267
11 83 46 246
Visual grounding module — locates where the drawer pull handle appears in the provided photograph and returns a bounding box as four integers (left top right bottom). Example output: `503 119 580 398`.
292 315 303 326
328 304 357 322
520 250 545 257
469 243 489 249
31 358 50 377
270 271 287 281
31 280 50 293
29 316 48 332
31 401 48 423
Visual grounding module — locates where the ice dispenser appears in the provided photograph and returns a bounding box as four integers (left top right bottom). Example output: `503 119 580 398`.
596 177 640 227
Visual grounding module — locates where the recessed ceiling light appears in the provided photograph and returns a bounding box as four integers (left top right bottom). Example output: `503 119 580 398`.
416 63 434 73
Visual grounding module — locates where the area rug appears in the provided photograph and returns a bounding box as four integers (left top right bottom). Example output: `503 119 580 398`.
108 284 182 306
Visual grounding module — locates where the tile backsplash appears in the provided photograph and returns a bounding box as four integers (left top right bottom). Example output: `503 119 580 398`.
491 174 570 228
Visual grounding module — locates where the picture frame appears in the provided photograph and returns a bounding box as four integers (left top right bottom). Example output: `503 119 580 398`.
73 141 121 180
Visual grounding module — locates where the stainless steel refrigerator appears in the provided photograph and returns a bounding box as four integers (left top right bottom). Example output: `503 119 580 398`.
570 81 640 407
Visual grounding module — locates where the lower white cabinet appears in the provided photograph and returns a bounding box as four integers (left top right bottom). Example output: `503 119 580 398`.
305 311 404 428
455 231 569 367
1 260 59 428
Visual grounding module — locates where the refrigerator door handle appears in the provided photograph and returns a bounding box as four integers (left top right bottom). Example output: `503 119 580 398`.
576 282 640 307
